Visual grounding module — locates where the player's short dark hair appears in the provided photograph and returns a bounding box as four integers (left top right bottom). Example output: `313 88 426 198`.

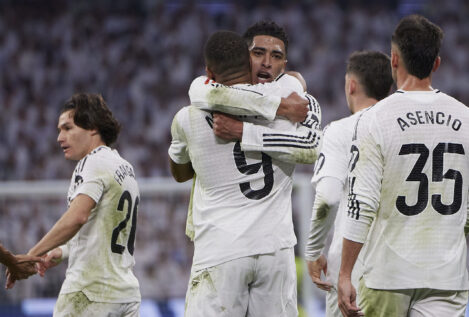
346 51 393 101
391 14 443 79
61 93 121 146
204 30 250 77
243 20 288 54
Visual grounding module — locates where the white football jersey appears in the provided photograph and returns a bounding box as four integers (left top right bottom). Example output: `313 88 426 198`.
344 90 469 290
60 146 141 303
308 109 366 287
170 75 318 271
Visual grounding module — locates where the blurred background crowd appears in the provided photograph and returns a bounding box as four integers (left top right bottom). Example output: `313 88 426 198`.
0 0 468 313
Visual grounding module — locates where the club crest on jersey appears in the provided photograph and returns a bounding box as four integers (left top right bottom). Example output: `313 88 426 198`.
67 175 84 204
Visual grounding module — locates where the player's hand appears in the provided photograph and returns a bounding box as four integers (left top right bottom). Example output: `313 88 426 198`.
5 254 43 289
338 276 363 317
306 255 332 291
37 248 63 277
213 113 243 141
278 92 308 122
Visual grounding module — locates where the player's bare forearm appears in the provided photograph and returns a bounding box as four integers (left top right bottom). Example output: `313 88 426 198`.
28 195 94 257
339 238 363 280
338 238 364 317
277 92 308 122
213 113 243 141
8 255 41 277
170 159 194 182
0 244 17 267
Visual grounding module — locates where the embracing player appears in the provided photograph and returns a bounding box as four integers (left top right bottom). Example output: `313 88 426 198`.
170 29 321 316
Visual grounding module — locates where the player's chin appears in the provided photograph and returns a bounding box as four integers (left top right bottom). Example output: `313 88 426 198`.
63 152 73 160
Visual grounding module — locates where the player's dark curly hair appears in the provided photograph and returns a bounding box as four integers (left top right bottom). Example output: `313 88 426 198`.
346 51 393 101
204 30 250 78
243 20 289 54
392 15 443 79
61 93 121 146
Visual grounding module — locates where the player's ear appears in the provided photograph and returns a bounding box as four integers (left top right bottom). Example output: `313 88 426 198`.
349 77 357 95
391 50 399 69
205 66 215 81
432 56 441 73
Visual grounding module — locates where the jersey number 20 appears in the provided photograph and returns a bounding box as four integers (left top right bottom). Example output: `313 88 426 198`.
111 190 139 255
396 142 464 216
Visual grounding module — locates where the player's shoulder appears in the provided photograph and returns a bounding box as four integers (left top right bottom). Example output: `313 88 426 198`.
189 75 214 91
240 73 303 96
73 146 112 175
274 73 304 93
174 105 193 121
326 110 364 136
93 146 130 166
436 90 469 111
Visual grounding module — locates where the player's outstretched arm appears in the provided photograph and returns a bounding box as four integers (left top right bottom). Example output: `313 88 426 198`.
29 194 94 257
189 76 280 120
8 195 93 289
2 244 43 289
188 76 309 122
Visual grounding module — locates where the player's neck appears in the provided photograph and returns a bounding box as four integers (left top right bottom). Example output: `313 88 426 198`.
397 73 433 91
217 71 252 86
86 139 107 156
351 95 377 113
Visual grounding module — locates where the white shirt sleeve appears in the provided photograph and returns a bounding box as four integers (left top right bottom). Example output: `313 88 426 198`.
343 111 383 243
304 176 343 261
58 244 69 259
168 108 190 164
71 157 105 205
241 94 322 164
188 76 281 121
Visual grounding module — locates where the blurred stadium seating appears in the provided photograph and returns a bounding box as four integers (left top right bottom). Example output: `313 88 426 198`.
1 0 468 316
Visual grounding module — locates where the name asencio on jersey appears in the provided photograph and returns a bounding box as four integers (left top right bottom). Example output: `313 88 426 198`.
114 164 136 186
396 110 462 132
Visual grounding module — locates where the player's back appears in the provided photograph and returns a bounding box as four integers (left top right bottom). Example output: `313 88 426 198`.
173 106 297 270
62 146 141 302
356 89 469 290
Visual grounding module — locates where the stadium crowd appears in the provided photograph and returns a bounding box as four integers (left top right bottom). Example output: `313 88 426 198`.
1 0 469 304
